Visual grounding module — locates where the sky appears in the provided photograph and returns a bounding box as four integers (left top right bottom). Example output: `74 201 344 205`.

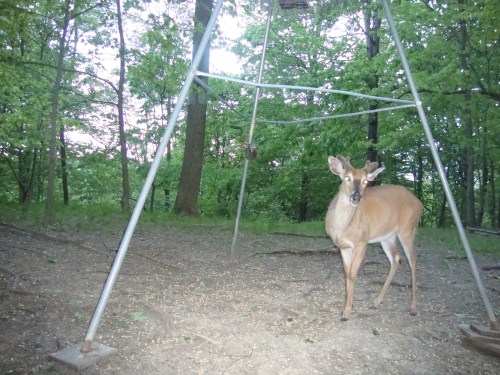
211 48 242 75
68 5 245 148
210 13 244 75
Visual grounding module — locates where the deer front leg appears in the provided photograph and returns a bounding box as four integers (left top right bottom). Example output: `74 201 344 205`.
340 245 366 321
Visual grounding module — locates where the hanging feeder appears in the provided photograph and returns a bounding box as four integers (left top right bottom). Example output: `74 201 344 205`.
245 144 258 160
278 0 309 10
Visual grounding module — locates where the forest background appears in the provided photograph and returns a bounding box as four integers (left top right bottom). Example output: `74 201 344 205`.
0 0 498 232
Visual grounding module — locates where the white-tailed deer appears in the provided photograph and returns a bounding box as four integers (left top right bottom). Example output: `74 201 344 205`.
325 155 423 321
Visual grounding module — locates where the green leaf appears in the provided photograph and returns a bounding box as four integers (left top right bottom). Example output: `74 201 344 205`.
130 311 146 321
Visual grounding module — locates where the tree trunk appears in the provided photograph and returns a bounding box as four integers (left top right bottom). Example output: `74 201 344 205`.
438 192 447 228
497 189 500 229
60 122 69 205
457 0 476 227
59 15 82 206
174 0 213 216
489 161 497 229
43 0 71 225
116 0 130 211
298 170 310 222
16 42 36 204
363 1 381 173
150 182 156 211
174 103 208 215
416 153 424 201
437 167 451 228
17 135 34 204
477 145 488 226
164 187 170 210
164 97 172 211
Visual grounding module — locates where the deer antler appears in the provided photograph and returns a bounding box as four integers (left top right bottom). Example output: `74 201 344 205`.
336 155 352 171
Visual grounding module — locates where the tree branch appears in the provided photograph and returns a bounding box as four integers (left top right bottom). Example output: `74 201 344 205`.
0 57 119 93
419 0 436 11
70 0 109 20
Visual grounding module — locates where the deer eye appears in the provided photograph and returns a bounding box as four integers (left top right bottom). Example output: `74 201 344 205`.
344 176 350 182
362 179 369 185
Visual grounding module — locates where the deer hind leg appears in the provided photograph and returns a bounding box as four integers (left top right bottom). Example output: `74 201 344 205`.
398 230 418 316
373 236 401 309
340 245 367 321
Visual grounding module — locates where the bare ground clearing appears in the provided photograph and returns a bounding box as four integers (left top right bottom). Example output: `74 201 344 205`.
0 222 499 374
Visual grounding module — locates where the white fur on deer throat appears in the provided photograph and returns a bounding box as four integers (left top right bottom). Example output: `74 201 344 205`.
326 194 357 247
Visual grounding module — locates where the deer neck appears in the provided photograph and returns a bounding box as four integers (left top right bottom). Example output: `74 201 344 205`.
329 191 358 233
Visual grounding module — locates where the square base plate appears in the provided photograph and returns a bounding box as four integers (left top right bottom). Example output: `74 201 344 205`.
48 342 118 370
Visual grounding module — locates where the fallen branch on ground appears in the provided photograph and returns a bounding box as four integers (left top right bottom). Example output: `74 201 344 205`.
0 222 101 254
467 227 500 237
251 247 338 256
482 265 500 271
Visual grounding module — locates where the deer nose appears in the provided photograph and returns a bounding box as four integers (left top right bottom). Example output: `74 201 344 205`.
350 192 362 206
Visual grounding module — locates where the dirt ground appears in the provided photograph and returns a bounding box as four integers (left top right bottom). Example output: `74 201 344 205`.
0 220 499 374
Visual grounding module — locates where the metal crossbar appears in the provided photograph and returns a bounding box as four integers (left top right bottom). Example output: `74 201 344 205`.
194 72 416 126
257 104 416 125
196 71 415 105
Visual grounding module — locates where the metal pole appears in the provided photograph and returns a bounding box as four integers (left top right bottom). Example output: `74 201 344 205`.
381 0 498 330
230 0 274 258
80 0 226 353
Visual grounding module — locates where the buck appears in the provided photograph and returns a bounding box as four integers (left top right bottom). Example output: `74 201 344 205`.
325 155 423 321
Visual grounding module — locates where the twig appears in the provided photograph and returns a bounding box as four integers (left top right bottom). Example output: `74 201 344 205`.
372 280 411 288
271 231 329 239
0 265 20 289
222 347 253 375
127 252 180 270
195 333 219 348
97 232 114 252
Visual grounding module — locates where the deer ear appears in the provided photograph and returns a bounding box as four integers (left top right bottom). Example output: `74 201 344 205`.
363 161 379 173
336 155 351 170
366 166 385 181
328 156 344 176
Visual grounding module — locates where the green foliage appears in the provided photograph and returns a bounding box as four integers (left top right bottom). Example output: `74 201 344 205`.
419 227 499 259
0 0 498 231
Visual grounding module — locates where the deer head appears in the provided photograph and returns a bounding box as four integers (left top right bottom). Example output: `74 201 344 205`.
328 155 385 207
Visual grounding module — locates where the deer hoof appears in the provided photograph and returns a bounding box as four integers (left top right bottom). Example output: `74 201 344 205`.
340 315 349 322
410 305 417 316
